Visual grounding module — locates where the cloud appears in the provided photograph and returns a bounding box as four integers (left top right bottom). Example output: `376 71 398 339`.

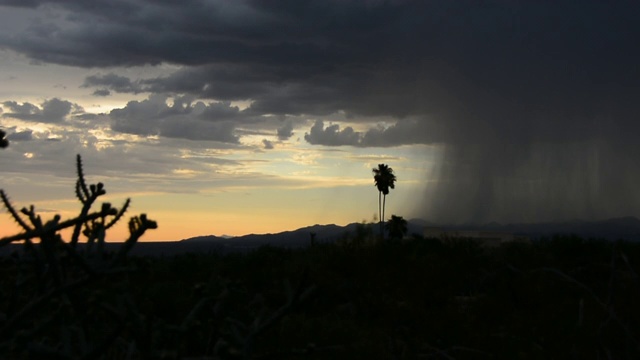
9 1 636 129
82 73 144 94
303 119 437 147
7 129 34 141
139 64 275 101
109 94 240 143
2 98 80 123
0 0 46 7
2 101 40 117
92 89 111 97
262 139 274 149
346 154 403 163
44 98 80 120
360 119 438 147
276 120 294 140
200 101 242 122
304 120 360 147
0 122 254 198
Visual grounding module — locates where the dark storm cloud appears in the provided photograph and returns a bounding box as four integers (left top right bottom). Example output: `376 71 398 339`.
139 64 276 101
3 0 640 223
3 0 480 121
39 0 635 132
2 98 79 123
0 0 41 6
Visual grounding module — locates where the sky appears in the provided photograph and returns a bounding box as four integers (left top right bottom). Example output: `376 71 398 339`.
0 1 639 241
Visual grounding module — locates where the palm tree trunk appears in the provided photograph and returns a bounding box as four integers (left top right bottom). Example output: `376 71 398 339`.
378 191 382 238
382 194 386 240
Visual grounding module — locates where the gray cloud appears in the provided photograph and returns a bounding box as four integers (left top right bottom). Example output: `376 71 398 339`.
304 120 360 147
276 120 294 140
43 98 77 120
139 64 275 101
2 101 40 116
2 98 78 123
0 126 249 204
82 73 144 94
262 139 274 150
92 89 111 97
0 0 41 6
200 101 242 122
7 129 34 141
361 119 438 147
304 119 436 147
109 94 240 143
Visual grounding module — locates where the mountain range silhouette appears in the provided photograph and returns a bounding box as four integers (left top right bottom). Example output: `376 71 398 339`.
177 216 640 252
2 217 640 257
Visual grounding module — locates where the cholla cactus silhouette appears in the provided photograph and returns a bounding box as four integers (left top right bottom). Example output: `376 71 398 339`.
0 154 155 249
71 154 132 248
0 154 157 358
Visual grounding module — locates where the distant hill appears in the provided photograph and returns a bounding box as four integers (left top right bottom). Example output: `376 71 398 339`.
3 217 639 258
183 222 368 247
182 220 428 248
183 216 640 249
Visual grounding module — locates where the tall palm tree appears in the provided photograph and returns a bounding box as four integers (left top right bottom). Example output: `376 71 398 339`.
372 163 396 238
386 215 408 241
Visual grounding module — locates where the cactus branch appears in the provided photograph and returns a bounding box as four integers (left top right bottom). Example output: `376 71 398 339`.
71 156 107 247
76 154 90 202
0 190 32 232
21 205 44 230
0 206 117 246
112 214 157 265
105 198 130 230
75 179 86 203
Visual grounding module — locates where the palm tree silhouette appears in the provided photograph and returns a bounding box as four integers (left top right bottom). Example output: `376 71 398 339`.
372 163 396 239
386 215 408 241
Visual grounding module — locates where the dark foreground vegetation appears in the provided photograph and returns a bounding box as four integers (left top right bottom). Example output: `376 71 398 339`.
1 234 640 359
0 151 638 359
